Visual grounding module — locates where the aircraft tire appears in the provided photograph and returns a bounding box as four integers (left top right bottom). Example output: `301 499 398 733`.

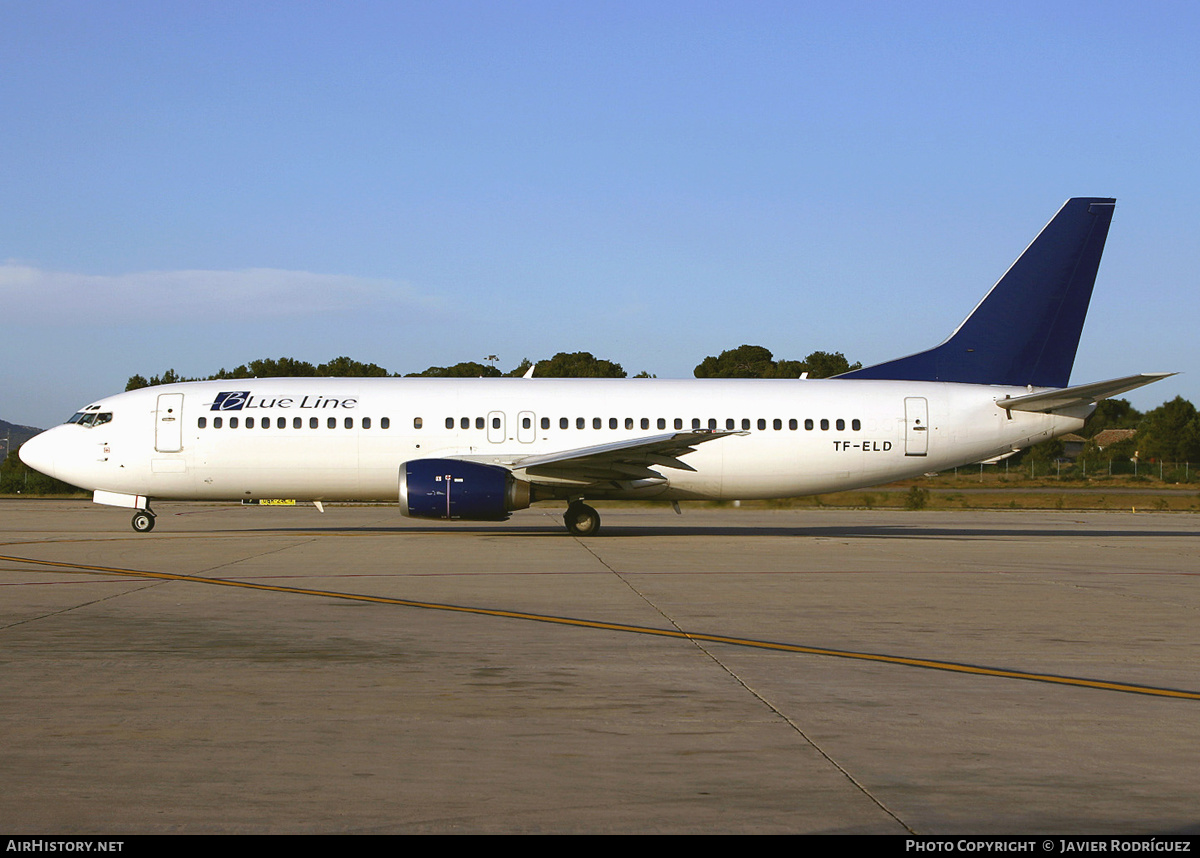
564 503 600 536
131 511 155 533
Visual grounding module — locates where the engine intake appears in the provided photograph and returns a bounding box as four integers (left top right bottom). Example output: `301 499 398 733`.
399 459 532 521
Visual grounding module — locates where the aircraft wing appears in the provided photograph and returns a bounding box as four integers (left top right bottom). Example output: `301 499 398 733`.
462 430 747 485
994 372 1176 414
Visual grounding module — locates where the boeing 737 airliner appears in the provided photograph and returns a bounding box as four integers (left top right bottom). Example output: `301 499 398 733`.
20 198 1172 535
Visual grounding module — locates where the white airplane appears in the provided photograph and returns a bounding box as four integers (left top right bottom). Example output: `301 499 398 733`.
20 197 1172 535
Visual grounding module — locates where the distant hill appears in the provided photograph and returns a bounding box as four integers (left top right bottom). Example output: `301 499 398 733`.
1 419 46 455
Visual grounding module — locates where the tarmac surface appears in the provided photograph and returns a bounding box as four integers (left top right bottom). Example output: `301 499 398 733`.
1 500 1198 834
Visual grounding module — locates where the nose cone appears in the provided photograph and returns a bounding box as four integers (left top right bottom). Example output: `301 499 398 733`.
19 428 59 480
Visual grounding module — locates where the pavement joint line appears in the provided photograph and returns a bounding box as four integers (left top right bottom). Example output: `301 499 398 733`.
577 540 914 833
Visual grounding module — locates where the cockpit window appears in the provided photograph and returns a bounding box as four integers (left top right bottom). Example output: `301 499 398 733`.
66 411 113 427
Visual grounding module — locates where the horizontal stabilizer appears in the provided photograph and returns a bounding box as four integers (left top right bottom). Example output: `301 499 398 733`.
994 373 1176 414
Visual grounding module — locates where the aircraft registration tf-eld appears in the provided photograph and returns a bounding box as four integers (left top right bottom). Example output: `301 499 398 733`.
20 198 1172 535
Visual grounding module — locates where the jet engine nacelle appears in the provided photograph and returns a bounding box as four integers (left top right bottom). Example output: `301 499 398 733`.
399 459 532 521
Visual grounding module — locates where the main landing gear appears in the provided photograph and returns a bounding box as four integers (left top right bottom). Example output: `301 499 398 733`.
131 508 156 533
563 502 600 536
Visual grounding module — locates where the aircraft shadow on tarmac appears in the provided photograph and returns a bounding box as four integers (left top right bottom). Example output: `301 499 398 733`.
221 522 1198 540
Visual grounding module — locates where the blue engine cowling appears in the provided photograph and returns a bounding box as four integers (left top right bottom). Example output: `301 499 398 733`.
399 459 532 521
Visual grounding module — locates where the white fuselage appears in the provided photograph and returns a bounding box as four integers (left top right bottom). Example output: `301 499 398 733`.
22 377 1084 505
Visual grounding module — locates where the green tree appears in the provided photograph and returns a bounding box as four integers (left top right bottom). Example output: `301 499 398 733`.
694 346 860 379
694 345 776 378
528 352 626 378
1020 438 1065 472
504 359 533 377
799 350 862 378
407 361 502 378
1083 398 1142 436
769 359 808 378
1 449 81 495
317 356 392 377
245 357 318 377
1138 396 1200 462
125 368 198 389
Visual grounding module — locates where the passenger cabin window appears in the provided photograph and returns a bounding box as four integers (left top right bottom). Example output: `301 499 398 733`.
541 417 550 430
345 417 354 429
310 417 319 429
381 417 391 429
820 419 830 430
805 419 814 430
214 417 223 429
277 416 286 429
445 417 454 429
560 417 569 429
836 419 845 430
230 417 239 429
329 417 337 429
852 419 861 431
363 417 372 429
657 418 666 430
293 417 302 429
246 417 255 429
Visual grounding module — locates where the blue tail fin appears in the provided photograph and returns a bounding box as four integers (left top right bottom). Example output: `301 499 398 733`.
840 197 1116 388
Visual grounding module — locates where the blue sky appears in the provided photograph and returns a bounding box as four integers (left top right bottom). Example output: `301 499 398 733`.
3 1 1196 428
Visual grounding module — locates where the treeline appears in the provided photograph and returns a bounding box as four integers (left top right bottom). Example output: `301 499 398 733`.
693 345 861 379
1022 395 1200 467
126 356 392 389
0 452 82 495
124 345 862 390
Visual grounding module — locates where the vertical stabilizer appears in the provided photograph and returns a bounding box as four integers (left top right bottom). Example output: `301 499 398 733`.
841 197 1115 387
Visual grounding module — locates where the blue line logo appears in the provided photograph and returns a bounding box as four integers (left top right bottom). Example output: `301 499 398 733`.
211 391 251 411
